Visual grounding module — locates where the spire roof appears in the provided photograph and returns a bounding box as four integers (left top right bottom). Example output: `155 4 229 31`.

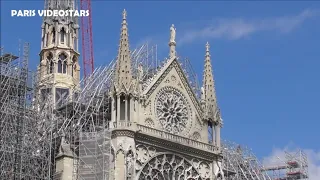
202 42 218 121
114 9 132 90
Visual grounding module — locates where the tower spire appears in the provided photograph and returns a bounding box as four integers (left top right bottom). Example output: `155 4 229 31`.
202 42 218 121
114 9 132 90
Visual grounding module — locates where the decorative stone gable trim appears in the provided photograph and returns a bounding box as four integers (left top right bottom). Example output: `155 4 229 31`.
144 58 203 117
111 129 135 139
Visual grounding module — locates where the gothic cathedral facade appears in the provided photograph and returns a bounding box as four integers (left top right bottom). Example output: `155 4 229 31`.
37 1 224 179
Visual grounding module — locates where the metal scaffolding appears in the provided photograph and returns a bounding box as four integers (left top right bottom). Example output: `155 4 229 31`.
221 140 309 180
77 130 111 179
221 140 273 180
261 150 309 180
0 42 51 179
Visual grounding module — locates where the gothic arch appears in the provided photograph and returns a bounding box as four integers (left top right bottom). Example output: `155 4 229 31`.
115 144 125 155
59 25 69 33
137 153 202 180
57 52 68 74
44 51 52 58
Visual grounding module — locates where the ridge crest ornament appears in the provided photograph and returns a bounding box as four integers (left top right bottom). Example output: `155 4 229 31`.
155 86 189 134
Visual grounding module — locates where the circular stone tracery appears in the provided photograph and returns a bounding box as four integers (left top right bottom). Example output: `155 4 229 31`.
155 86 189 134
138 154 202 180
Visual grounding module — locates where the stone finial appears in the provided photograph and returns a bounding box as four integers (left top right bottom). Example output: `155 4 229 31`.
205 42 211 57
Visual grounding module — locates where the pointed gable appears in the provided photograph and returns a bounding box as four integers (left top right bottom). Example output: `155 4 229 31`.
143 56 202 117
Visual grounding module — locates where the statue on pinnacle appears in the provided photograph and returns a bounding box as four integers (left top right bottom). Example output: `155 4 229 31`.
170 24 176 43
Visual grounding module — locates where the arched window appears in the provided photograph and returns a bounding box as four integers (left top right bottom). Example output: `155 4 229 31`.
60 27 66 44
46 53 54 74
52 27 56 44
58 60 62 73
58 53 67 74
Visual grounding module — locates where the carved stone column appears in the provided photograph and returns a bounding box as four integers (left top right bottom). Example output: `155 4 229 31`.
130 96 134 122
212 124 215 146
125 95 128 122
111 96 116 127
215 124 221 148
169 41 176 58
117 95 120 122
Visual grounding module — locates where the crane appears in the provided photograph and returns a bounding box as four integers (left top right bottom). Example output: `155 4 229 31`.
80 0 94 79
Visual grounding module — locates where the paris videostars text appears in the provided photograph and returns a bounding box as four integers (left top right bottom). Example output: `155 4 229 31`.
11 10 90 17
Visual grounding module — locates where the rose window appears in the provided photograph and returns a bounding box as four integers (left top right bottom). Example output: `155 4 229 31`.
155 87 189 134
138 154 202 180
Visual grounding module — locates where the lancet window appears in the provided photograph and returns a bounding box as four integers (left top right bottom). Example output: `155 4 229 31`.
58 53 68 74
60 27 66 44
208 121 213 144
46 53 54 74
52 27 56 44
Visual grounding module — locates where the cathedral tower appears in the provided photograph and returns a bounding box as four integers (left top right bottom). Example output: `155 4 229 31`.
38 0 80 107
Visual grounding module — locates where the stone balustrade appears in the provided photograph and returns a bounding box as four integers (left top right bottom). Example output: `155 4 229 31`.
136 124 220 153
111 122 220 153
113 121 132 128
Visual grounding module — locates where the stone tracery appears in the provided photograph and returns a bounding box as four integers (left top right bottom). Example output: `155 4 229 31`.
155 87 190 134
145 118 155 128
191 132 201 141
135 144 211 180
138 153 202 180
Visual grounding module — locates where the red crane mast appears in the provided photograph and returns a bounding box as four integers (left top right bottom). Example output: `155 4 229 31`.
80 0 94 79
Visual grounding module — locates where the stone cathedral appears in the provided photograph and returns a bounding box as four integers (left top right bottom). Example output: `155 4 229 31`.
36 0 224 179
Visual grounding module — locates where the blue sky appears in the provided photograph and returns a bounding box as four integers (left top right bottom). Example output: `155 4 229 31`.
1 1 320 177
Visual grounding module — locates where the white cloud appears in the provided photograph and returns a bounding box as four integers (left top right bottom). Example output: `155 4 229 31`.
262 146 320 180
178 9 320 44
